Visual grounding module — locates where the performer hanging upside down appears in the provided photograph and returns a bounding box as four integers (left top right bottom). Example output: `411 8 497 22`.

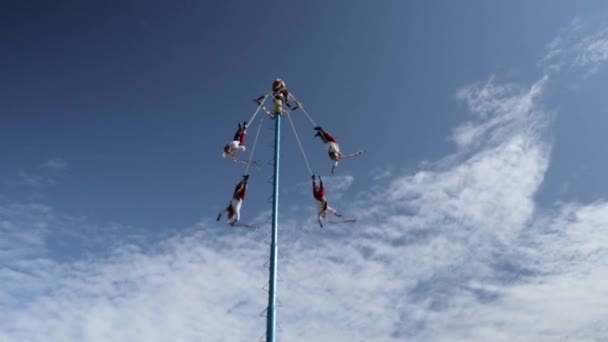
314 126 366 174
312 174 341 228
314 126 343 173
217 175 249 225
223 121 248 159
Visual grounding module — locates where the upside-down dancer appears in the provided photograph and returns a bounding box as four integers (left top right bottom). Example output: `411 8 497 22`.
217 175 249 225
314 126 365 174
222 121 248 159
312 174 341 228
314 126 343 173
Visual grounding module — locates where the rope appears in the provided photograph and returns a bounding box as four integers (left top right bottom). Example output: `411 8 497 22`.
244 116 264 175
289 92 317 127
286 112 313 176
247 94 270 125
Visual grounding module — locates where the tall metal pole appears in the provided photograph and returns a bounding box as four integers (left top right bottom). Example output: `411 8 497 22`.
266 114 280 342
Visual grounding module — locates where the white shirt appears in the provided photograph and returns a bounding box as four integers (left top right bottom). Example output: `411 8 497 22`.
228 140 246 152
326 142 340 154
229 198 242 222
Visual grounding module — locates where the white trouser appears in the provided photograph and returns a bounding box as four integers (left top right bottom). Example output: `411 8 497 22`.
316 200 337 219
326 142 339 154
229 140 246 152
229 198 242 223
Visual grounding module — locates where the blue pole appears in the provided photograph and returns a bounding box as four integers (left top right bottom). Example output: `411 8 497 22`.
266 114 280 342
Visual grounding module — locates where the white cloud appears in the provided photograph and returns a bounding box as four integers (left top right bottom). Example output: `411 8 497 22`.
4 159 68 190
541 17 608 76
414 202 608 342
541 16 583 73
453 76 549 151
41 158 68 170
0 212 268 342
371 166 393 181
4 172 56 188
323 175 354 200
575 28 608 73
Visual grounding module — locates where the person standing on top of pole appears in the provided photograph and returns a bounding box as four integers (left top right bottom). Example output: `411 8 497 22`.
271 79 292 108
255 78 293 110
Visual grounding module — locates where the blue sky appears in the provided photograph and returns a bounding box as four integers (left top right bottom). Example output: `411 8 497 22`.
3 1 608 341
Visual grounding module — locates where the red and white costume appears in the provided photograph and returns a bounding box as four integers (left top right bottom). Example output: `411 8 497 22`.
223 123 247 158
218 177 248 224
314 128 343 173
312 177 339 227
